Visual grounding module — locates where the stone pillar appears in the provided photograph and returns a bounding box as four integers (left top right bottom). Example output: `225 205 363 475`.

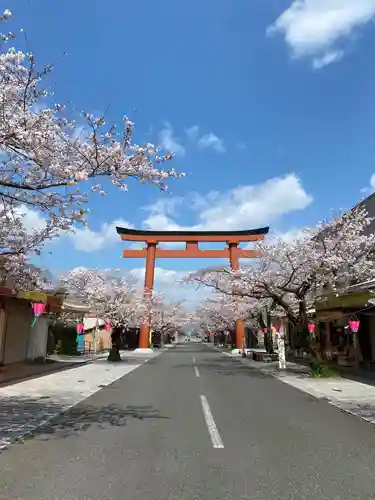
278 321 287 370
228 242 245 351
139 242 157 349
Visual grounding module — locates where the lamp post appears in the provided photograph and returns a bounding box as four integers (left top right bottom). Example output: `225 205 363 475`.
349 316 360 368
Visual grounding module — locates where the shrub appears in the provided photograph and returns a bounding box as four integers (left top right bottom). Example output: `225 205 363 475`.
310 360 340 378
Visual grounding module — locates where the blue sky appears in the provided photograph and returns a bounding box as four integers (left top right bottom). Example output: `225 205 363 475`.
9 0 375 301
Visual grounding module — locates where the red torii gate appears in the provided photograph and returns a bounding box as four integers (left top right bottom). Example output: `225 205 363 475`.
116 227 269 350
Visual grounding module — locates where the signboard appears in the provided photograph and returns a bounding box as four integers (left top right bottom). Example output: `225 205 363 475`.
315 290 372 311
18 291 48 302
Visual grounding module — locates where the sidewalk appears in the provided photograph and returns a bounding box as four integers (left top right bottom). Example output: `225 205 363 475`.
0 350 161 451
223 350 375 426
0 353 108 387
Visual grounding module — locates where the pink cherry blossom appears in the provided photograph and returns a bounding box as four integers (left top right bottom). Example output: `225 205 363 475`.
187 205 375 328
0 9 184 289
61 268 145 328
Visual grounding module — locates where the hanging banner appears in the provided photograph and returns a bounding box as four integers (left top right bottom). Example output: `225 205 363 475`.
19 291 48 302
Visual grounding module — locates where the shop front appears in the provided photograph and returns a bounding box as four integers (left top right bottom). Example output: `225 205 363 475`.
315 289 374 369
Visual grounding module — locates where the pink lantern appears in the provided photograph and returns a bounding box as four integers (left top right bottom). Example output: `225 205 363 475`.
32 302 46 317
76 323 84 334
31 302 46 327
349 319 360 333
263 327 268 333
307 323 316 334
105 321 111 332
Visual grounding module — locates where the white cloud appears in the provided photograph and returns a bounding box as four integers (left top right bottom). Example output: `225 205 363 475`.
130 266 185 285
186 125 226 153
18 207 47 233
0 203 47 235
185 125 200 140
158 123 186 156
158 123 226 156
143 173 313 232
312 49 344 68
268 0 375 67
361 173 375 195
198 132 226 153
69 218 134 253
270 227 310 245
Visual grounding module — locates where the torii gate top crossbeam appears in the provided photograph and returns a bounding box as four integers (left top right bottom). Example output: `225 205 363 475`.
116 226 269 243
116 226 269 259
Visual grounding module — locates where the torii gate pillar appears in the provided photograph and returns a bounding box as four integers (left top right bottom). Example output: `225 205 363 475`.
228 242 246 351
138 242 157 349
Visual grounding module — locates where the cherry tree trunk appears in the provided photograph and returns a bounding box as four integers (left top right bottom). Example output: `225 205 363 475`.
108 329 122 362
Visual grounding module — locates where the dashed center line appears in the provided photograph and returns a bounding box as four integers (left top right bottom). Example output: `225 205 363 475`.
200 395 224 449
194 366 200 378
192 357 196 363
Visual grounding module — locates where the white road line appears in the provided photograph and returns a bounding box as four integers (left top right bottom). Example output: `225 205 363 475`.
192 357 196 363
194 366 200 378
200 395 224 449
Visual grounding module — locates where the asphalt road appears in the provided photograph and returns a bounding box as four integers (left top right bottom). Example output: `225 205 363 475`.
2 344 375 499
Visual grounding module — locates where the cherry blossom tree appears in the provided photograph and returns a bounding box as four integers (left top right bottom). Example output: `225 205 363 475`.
190 293 259 345
148 296 187 345
190 206 375 324
61 267 144 360
0 9 184 289
0 203 57 290
61 267 144 326
187 206 375 361
192 295 235 340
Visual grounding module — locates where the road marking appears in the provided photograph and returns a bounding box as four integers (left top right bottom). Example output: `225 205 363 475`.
200 395 224 449
192 357 196 363
194 366 200 378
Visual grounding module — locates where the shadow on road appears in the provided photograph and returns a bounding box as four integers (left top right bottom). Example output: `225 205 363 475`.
0 396 168 448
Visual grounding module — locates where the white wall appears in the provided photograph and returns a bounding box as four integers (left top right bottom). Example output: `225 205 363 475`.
3 299 31 364
26 316 48 362
84 317 105 331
